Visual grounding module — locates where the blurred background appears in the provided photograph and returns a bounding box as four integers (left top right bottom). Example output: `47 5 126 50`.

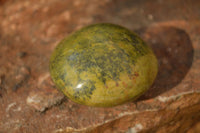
0 0 200 133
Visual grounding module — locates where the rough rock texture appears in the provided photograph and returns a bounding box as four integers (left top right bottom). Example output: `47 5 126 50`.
0 0 200 133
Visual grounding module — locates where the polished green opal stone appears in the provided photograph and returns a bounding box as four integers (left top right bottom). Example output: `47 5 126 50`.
49 23 158 107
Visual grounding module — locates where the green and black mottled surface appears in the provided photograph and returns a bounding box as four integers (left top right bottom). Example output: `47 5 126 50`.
50 23 158 107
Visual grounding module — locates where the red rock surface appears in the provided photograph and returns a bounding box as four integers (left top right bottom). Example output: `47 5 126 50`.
0 0 200 133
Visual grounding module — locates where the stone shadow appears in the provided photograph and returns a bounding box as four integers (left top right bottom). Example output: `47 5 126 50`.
135 26 194 101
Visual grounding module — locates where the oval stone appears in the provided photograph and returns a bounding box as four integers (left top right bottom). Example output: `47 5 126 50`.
49 23 158 107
